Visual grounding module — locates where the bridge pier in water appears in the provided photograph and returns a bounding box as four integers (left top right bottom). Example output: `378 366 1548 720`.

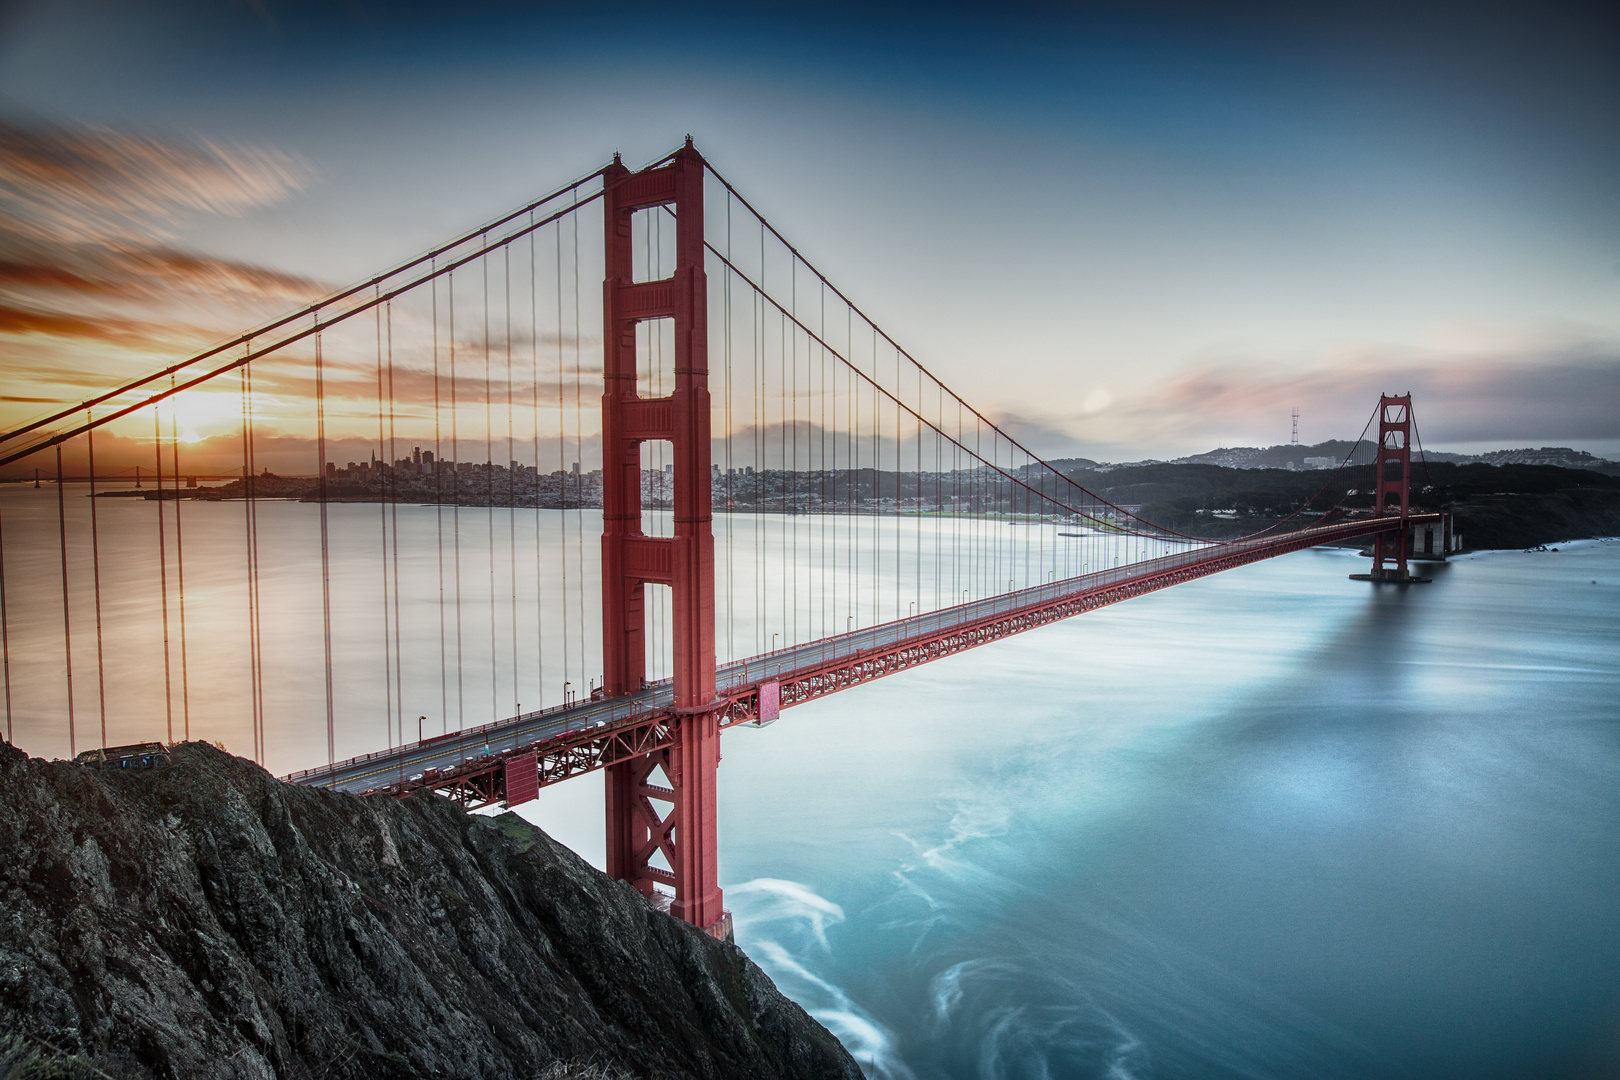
599 141 726 936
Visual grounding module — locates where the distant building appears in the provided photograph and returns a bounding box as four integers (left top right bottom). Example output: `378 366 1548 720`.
1304 456 1336 470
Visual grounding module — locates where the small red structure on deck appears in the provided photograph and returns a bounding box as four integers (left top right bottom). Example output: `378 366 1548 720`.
504 751 539 806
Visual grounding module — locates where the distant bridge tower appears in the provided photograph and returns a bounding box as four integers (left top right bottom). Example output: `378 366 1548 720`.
1370 393 1412 579
600 141 725 935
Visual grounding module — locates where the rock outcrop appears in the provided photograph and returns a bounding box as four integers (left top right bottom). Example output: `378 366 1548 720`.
0 740 861 1080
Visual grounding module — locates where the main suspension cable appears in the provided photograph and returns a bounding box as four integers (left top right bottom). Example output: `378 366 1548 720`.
701 160 1202 544
0 162 624 452
0 151 688 473
703 240 1186 544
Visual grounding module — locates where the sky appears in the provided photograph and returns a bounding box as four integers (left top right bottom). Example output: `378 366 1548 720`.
1 0 1617 465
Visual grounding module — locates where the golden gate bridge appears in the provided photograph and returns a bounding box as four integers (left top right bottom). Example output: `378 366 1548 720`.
0 139 1441 941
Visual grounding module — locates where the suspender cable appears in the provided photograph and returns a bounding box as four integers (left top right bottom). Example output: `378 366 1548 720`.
554 223 568 701
484 245 497 723
790 257 798 648
375 298 394 749
848 314 856 631
154 408 173 741
248 363 266 761
530 222 543 711
725 195 738 667
572 202 584 696
433 267 448 735
780 280 784 638
55 445 76 757
241 366 258 760
755 224 763 652
505 245 517 715
817 280 825 639
450 271 465 735
0 486 11 742
315 328 336 764
170 401 190 740
87 416 107 747
386 302 404 751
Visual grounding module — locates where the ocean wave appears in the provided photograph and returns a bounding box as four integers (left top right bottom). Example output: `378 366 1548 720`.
729 876 918 1080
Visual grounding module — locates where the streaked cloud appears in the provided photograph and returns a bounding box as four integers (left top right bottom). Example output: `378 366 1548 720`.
0 121 326 427
0 119 313 249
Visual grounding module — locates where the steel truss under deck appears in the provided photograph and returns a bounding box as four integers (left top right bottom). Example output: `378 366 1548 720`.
289 512 1439 812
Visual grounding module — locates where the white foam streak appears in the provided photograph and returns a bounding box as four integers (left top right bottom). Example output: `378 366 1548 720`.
727 877 917 1079
728 877 845 951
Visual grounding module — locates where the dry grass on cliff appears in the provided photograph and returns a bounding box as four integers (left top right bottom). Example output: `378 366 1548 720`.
0 1036 108 1080
535 1064 635 1080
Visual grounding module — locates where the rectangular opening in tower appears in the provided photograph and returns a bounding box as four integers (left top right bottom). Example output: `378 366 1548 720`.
640 440 675 534
636 318 675 399
631 207 678 284
643 582 674 685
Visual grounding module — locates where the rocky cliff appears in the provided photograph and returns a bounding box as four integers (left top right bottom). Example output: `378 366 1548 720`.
0 740 862 1080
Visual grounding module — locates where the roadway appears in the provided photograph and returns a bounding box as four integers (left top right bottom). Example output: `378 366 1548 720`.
285 514 1428 795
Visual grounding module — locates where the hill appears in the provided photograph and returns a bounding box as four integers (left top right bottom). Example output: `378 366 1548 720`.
0 740 860 1080
1065 461 1620 550
1155 441 1616 474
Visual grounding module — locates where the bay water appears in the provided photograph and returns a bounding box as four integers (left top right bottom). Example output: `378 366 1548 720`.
706 541 1620 1079
4 483 1617 1077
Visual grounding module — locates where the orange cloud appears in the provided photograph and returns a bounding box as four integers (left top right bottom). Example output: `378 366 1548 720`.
0 121 331 437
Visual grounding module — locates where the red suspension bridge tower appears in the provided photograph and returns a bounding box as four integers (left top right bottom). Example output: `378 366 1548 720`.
1369 393 1413 581
599 141 725 934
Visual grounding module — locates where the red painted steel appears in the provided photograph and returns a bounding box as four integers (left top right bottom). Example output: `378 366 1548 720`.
504 751 539 806
757 680 780 724
600 140 723 931
1371 394 1412 578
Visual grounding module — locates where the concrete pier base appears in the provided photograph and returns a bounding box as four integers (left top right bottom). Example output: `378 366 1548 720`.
1350 569 1432 583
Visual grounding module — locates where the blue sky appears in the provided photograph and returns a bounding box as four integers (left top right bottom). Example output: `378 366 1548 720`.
2 0 1616 458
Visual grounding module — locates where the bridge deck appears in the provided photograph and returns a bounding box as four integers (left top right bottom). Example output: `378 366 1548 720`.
284 513 1438 803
